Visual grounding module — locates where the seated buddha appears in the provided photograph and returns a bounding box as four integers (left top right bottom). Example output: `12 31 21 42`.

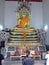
16 10 30 28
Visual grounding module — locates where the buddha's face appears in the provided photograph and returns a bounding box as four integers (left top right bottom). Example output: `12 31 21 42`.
22 11 27 18
22 14 26 17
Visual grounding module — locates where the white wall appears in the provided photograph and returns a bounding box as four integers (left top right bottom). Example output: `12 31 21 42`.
43 0 49 45
31 2 43 29
4 1 43 29
0 0 5 28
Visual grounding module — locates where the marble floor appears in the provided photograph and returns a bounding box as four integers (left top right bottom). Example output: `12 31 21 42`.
3 60 45 65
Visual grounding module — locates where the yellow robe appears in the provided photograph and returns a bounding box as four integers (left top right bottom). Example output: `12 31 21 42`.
20 17 29 27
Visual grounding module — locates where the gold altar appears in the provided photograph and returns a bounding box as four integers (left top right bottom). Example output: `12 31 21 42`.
7 1 43 59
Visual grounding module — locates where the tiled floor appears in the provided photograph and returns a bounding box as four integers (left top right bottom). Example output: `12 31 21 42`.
3 60 45 65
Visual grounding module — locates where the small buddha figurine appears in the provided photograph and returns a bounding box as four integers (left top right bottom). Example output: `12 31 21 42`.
16 10 30 28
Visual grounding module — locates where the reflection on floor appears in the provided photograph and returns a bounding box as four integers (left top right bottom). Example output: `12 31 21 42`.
3 60 45 65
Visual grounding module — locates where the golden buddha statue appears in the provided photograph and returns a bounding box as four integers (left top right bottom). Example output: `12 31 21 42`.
16 10 30 28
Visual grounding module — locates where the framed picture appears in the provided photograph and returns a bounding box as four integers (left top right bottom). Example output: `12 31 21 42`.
8 46 15 51
39 46 46 51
